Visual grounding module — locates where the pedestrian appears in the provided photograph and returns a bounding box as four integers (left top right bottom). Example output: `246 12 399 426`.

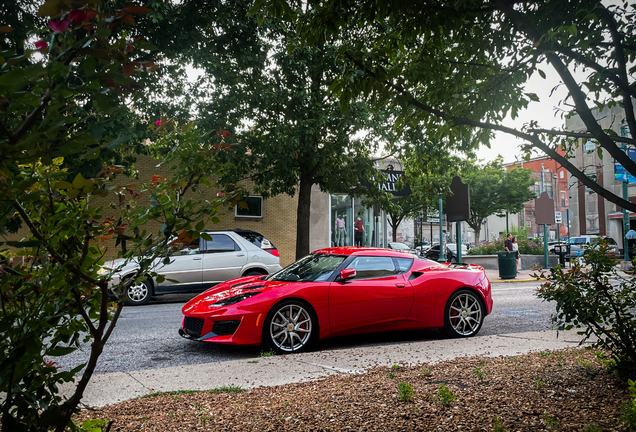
504 233 513 252
512 236 521 271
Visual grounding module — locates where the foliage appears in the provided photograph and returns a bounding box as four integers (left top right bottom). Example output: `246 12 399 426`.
397 381 414 403
621 379 636 429
460 158 535 242
255 0 636 213
134 0 387 260
0 2 241 431
536 242 636 378
492 416 508 432
467 238 544 255
434 383 457 406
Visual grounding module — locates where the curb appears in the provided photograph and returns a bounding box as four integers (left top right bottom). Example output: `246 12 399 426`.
491 278 544 284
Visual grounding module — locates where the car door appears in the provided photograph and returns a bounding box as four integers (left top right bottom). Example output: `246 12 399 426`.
155 238 203 293
329 256 414 334
426 245 440 261
201 233 248 288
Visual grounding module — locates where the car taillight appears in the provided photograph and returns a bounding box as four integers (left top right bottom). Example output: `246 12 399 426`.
266 248 279 257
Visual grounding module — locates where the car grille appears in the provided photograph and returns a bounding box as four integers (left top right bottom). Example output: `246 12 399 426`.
212 320 241 336
183 316 204 338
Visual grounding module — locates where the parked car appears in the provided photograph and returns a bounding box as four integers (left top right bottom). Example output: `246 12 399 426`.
424 243 468 263
388 242 418 256
565 235 619 260
100 229 282 306
179 247 493 353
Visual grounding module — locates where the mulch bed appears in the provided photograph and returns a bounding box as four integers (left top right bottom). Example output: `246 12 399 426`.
77 348 629 431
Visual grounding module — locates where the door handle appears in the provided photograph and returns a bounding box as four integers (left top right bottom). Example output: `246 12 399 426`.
193 257 202 260
237 253 245 257
395 283 405 288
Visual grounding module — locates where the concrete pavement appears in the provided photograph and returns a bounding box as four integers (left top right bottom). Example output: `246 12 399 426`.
63 327 590 408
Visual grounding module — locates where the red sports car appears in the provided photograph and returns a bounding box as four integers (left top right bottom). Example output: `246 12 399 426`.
179 247 493 353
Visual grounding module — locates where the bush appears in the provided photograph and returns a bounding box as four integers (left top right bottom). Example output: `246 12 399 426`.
467 238 544 255
536 241 636 378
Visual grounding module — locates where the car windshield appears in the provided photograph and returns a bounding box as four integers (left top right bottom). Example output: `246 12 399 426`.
267 254 346 282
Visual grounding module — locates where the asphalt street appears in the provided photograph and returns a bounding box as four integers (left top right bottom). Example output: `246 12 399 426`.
53 280 553 375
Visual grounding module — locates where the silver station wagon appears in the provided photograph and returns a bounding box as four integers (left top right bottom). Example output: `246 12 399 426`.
101 229 282 305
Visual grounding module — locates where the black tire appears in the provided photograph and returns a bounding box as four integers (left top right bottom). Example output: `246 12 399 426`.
263 300 318 354
124 279 153 306
243 270 264 277
443 289 485 338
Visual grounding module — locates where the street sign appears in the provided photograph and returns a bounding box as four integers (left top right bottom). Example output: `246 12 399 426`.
555 211 562 224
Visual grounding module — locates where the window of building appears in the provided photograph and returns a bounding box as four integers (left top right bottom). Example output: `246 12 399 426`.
585 174 597 192
559 170 564 179
235 196 263 218
584 139 597 153
560 191 566 207
621 126 632 139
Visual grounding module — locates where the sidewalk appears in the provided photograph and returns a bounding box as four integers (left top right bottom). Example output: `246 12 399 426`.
485 268 543 283
62 329 590 408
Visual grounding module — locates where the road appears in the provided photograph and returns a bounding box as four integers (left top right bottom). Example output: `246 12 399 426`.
55 281 555 375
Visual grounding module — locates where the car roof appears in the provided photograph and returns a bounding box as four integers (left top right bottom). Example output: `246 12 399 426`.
311 246 414 258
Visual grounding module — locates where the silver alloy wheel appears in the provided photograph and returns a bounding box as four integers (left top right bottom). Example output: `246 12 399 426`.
127 280 149 303
269 303 313 353
447 292 483 336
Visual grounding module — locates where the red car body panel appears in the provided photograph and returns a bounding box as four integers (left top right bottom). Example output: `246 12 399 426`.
180 247 492 346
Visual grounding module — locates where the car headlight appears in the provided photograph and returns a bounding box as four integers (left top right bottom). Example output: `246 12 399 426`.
209 292 262 308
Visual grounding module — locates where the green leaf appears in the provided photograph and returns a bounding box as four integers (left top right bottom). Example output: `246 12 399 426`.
195 220 205 231
48 346 75 356
38 0 64 16
537 69 546 79
200 232 212 241
72 173 86 189
54 181 74 190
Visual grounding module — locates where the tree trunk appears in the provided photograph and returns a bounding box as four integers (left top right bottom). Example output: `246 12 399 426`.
295 173 313 260
467 221 482 243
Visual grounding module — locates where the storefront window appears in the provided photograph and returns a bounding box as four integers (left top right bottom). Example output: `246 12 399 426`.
330 195 386 247
331 195 352 246
353 200 372 247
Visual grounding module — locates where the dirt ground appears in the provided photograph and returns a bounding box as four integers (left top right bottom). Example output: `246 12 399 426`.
77 348 630 431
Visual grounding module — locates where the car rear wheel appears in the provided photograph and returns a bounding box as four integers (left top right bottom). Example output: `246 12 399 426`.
263 300 317 354
243 270 264 277
443 289 484 337
124 279 152 306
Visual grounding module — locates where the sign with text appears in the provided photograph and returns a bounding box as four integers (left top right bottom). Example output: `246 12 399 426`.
555 211 562 224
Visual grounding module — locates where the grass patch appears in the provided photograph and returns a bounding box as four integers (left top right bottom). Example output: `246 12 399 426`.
143 389 204 398
208 385 245 394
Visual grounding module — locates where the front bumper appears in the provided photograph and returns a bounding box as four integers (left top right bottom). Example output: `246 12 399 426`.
179 311 263 346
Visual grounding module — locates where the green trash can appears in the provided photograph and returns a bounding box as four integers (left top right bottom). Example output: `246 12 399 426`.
497 251 517 279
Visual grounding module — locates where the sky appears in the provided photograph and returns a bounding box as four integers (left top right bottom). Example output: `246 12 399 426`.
475 67 570 164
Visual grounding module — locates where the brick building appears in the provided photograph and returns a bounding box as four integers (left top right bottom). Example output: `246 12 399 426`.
506 150 569 240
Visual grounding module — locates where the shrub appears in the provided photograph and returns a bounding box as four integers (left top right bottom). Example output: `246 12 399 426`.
536 241 636 378
467 238 544 255
397 381 414 402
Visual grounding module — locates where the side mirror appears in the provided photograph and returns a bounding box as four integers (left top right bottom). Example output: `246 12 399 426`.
340 268 356 280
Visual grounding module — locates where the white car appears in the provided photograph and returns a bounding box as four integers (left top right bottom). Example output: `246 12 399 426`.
100 229 282 305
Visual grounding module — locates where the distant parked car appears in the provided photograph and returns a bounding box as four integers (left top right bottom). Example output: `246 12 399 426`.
565 235 619 260
388 242 418 256
424 243 468 263
100 229 282 306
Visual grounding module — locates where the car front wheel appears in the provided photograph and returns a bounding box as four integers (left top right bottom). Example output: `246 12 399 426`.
443 289 484 337
124 279 152 306
263 300 317 354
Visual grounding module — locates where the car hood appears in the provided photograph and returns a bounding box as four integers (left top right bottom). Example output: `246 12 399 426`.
182 276 295 314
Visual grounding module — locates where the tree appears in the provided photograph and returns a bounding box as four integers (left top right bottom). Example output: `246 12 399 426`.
256 0 636 212
460 158 535 242
132 0 388 260
0 2 242 431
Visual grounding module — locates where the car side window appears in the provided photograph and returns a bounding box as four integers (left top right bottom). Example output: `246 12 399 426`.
346 256 398 279
175 237 201 255
204 234 239 253
394 257 413 273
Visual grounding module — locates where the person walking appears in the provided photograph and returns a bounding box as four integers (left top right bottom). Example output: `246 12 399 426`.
504 233 513 252
512 236 521 271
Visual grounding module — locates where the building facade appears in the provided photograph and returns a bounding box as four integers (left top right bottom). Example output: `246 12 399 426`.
506 152 569 241
566 103 635 252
